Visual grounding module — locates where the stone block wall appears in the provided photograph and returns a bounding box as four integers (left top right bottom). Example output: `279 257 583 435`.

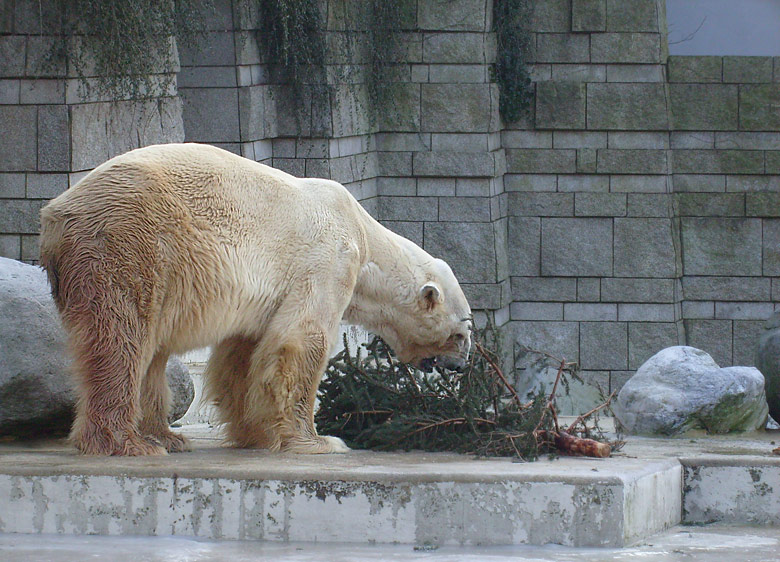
374 0 510 324
507 0 678 395
177 1 242 152
0 0 184 263
669 55 780 367
505 0 780 394
2 0 779 396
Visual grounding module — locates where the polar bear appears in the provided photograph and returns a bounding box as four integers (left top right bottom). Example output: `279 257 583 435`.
39 143 472 456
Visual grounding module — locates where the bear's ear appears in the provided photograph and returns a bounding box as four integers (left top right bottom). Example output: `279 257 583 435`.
419 282 443 311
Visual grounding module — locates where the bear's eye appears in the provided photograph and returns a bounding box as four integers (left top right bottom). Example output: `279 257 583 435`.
452 333 465 342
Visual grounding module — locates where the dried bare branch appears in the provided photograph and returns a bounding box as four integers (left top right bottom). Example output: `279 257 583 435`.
566 390 618 434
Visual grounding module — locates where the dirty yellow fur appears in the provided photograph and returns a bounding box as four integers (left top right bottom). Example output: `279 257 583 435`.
39 143 472 456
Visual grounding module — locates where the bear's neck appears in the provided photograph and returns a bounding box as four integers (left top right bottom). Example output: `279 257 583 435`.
343 218 424 339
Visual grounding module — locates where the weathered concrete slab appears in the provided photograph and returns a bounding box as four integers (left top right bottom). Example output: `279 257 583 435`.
2 426 779 549
0 428 681 548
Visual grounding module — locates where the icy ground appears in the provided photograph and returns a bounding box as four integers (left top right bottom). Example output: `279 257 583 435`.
2 525 779 562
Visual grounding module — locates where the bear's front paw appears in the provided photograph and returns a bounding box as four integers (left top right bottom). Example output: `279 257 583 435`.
321 435 351 453
119 436 168 457
282 435 351 454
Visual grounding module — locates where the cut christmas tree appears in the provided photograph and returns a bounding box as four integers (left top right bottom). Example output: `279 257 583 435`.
317 325 618 460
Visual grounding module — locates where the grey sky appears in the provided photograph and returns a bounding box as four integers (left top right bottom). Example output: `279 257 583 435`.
666 0 780 55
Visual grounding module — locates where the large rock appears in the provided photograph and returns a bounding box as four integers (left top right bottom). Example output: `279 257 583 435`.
0 257 194 438
167 356 195 424
755 311 780 423
613 346 768 435
0 257 73 436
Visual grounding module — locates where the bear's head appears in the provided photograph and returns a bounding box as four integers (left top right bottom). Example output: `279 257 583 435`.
352 255 472 373
396 267 473 373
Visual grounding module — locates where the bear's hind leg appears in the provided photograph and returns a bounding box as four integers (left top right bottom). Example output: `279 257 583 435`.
67 301 165 456
138 351 190 453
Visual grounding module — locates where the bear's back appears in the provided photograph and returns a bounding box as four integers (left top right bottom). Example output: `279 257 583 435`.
45 143 366 246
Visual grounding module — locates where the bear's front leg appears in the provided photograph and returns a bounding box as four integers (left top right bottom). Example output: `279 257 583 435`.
242 324 350 454
222 244 362 454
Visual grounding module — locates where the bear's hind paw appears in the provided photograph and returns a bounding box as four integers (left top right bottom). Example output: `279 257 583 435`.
72 429 167 456
121 437 168 456
147 431 191 453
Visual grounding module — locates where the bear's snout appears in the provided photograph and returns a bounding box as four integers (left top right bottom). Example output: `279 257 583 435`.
419 357 436 373
436 354 467 372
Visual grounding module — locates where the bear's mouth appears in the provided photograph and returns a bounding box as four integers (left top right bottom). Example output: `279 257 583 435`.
419 357 436 373
417 355 466 373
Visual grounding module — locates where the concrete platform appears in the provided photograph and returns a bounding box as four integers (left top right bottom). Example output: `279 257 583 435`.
0 423 778 549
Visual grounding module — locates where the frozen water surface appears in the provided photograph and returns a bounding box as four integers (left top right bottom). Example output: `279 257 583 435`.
1 526 779 562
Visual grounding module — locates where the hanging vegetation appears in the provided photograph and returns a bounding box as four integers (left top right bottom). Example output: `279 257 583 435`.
317 326 618 460
48 0 532 129
46 0 211 99
493 0 534 122
256 0 329 133
256 0 412 136
256 0 535 134
355 1 416 128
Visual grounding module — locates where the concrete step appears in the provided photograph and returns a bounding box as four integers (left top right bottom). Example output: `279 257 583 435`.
681 456 780 525
0 425 777 548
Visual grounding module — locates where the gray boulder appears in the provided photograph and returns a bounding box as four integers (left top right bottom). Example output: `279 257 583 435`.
613 346 768 435
755 311 780 423
0 257 194 438
167 356 195 424
0 257 73 437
